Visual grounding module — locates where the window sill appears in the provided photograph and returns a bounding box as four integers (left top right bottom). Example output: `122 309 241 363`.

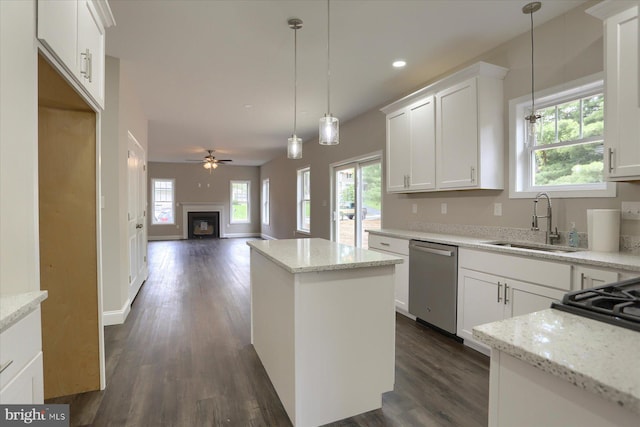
296 230 311 236
509 184 616 199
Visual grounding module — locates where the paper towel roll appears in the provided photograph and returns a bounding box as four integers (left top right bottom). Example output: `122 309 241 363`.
587 209 620 252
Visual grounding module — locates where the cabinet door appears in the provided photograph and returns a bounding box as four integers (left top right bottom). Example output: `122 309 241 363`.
368 248 410 314
77 0 106 107
506 281 564 318
437 78 478 189
37 0 78 73
573 266 618 290
386 110 410 192
0 353 44 404
604 6 640 179
408 96 436 190
457 269 503 349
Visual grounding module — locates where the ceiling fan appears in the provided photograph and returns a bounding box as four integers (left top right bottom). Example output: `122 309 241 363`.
186 150 232 173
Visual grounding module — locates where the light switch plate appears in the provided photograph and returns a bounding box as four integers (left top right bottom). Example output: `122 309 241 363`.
621 201 640 220
441 203 447 214
412 203 418 214
494 203 502 216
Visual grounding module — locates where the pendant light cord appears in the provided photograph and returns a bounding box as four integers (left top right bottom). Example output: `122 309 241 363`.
529 10 535 114
326 0 331 114
294 24 298 135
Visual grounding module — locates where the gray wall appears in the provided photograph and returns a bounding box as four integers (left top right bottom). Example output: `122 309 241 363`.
261 1 640 241
148 162 261 238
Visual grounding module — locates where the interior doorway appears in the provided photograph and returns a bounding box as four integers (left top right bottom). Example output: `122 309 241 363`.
331 153 382 248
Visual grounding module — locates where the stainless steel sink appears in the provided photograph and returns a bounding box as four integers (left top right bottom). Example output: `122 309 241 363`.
483 241 583 253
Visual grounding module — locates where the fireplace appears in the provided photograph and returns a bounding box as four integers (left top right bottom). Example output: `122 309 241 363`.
188 211 220 239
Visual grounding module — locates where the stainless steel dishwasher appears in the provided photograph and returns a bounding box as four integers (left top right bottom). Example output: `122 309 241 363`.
409 240 458 336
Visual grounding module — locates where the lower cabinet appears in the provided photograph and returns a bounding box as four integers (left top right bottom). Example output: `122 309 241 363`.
572 265 619 290
458 268 565 355
368 234 411 315
0 307 44 404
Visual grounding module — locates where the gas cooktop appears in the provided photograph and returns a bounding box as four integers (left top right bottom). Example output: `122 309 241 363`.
551 277 640 332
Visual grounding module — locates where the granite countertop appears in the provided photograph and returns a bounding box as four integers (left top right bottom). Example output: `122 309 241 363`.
0 291 48 333
247 238 403 274
473 309 640 416
369 228 640 272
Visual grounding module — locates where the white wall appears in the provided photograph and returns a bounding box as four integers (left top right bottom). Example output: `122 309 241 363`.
0 0 40 295
100 56 149 317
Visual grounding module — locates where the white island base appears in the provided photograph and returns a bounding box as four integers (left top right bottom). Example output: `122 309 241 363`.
249 239 399 427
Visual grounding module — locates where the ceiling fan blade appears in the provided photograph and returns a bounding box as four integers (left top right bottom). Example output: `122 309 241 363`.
216 159 232 162
186 159 205 162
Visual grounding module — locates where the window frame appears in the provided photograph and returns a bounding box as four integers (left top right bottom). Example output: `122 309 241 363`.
297 167 311 234
262 178 270 226
151 178 175 225
509 73 615 199
230 180 251 224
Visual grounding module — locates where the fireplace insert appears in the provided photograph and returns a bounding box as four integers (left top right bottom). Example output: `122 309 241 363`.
187 211 220 239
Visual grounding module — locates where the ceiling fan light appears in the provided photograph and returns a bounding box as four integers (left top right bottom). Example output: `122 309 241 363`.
319 114 339 145
212 162 219 169
287 135 302 159
203 162 212 169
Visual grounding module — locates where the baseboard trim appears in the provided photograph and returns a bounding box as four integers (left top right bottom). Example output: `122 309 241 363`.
148 235 182 241
103 298 131 326
260 234 277 240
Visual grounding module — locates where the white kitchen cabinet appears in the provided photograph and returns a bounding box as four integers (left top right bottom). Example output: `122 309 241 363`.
37 0 114 108
458 248 569 354
368 234 411 315
458 268 564 354
0 308 44 404
384 96 436 192
588 3 640 180
572 265 619 290
381 62 507 193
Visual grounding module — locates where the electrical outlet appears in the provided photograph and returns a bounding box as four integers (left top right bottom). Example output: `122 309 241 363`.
441 203 447 214
494 203 502 216
621 201 640 220
412 203 418 214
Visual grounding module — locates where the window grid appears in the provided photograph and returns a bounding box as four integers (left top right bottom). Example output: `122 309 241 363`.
230 181 250 224
262 179 270 226
152 179 175 225
297 168 310 233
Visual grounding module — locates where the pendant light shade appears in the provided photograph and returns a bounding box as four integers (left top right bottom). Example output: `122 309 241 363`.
523 2 541 147
319 0 339 145
287 18 303 159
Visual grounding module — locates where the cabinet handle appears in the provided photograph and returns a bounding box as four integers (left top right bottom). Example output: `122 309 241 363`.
580 272 585 289
380 242 390 247
0 359 13 374
608 148 614 173
407 174 411 187
470 166 475 182
497 281 502 303
504 284 509 304
81 48 93 83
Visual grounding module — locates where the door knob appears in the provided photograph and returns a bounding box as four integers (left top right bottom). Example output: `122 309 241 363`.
136 223 143 229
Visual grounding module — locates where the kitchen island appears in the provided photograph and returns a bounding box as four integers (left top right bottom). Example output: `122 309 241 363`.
247 238 403 427
474 309 639 427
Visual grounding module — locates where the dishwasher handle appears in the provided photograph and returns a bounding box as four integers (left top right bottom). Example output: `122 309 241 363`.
409 244 453 257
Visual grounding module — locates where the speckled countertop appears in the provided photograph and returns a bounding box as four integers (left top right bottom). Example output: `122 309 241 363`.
473 309 640 416
369 228 640 272
247 238 403 274
0 291 48 333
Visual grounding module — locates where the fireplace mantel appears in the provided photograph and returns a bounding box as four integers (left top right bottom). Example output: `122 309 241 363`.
181 203 226 239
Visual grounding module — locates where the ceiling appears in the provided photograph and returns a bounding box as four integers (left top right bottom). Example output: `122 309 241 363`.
106 0 586 166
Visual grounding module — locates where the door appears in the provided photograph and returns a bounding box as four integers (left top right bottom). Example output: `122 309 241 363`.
409 96 436 190
333 157 382 248
127 132 147 302
386 110 410 192
437 78 478 189
457 269 503 345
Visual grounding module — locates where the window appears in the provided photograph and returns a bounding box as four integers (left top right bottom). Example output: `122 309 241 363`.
262 178 270 225
297 167 310 233
230 181 250 223
509 74 615 198
151 179 175 224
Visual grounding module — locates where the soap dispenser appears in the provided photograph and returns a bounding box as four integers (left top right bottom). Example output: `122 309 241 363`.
568 222 579 248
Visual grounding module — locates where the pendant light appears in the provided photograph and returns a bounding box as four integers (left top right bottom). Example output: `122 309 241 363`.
287 18 303 159
319 0 339 145
523 2 542 147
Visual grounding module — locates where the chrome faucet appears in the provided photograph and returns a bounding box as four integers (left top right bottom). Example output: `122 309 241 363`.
532 192 560 245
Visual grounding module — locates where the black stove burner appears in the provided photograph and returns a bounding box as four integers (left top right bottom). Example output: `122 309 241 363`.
551 277 640 332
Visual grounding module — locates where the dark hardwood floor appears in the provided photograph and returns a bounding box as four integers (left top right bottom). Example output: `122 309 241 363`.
48 238 489 426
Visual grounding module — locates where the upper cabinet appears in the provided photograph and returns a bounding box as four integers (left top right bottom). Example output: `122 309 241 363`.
587 2 640 181
381 62 508 193
37 0 115 109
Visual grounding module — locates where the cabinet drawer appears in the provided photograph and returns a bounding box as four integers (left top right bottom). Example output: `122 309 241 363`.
368 234 409 255
0 308 42 390
459 249 571 291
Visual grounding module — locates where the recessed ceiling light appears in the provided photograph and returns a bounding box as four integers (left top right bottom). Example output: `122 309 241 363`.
243 104 253 109
392 60 406 68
